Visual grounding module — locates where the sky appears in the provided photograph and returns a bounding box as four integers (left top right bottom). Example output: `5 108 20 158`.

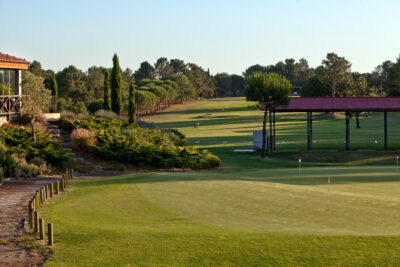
1 0 400 75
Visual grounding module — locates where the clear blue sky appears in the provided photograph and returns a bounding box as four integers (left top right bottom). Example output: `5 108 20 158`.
1 0 399 75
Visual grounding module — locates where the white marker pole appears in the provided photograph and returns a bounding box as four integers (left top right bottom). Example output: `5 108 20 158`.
298 158 301 176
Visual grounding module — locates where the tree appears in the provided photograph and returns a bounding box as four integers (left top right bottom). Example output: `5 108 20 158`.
245 73 292 157
300 76 330 97
103 70 111 110
230 74 246 96
320 53 352 97
173 74 195 101
110 53 122 114
49 72 58 111
386 57 400 96
28 60 43 77
374 60 394 94
134 61 156 80
186 63 215 98
21 71 52 145
86 66 106 98
243 64 268 79
128 80 136 124
154 57 173 80
170 59 186 75
214 73 232 97
56 65 91 103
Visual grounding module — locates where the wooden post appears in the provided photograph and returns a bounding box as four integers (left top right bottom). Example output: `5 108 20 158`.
346 112 350 151
32 198 36 211
40 188 43 204
384 111 388 150
29 208 34 228
45 185 49 201
56 181 59 194
39 218 45 240
272 111 276 150
34 211 39 233
71 169 74 179
50 183 54 197
48 223 54 246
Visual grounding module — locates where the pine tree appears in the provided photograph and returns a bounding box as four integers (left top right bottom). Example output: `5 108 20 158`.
110 53 122 114
103 70 111 110
128 80 136 124
51 72 58 111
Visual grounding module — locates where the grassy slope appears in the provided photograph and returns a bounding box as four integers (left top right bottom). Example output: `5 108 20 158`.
42 98 400 266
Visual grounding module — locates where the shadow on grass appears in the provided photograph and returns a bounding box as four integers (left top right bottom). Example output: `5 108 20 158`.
76 166 400 188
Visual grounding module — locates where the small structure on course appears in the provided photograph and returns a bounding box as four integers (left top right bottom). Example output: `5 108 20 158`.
0 52 30 122
262 97 400 151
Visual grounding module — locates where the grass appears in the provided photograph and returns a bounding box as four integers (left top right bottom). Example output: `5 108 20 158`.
40 98 400 266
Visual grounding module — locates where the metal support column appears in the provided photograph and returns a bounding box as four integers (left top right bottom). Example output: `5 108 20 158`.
384 111 388 150
269 109 273 152
307 112 312 151
345 112 350 151
272 111 276 150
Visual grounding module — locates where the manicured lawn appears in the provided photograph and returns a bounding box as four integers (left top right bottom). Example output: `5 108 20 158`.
41 98 400 266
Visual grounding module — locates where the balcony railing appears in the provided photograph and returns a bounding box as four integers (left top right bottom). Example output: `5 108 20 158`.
0 95 22 115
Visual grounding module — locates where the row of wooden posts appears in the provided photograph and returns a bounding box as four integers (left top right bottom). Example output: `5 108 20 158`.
27 169 74 246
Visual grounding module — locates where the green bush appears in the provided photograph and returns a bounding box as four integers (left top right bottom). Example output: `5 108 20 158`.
72 117 220 169
0 131 58 178
87 100 104 114
94 109 119 119
0 126 70 167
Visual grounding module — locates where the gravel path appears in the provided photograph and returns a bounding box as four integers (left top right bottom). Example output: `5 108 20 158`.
0 178 58 267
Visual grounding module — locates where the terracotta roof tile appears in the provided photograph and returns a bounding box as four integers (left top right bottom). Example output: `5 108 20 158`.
0 52 30 65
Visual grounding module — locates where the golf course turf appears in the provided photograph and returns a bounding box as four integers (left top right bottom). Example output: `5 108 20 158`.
41 98 400 266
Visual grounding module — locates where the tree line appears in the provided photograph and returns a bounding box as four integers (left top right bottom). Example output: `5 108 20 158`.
243 53 400 98
28 52 400 117
28 56 216 116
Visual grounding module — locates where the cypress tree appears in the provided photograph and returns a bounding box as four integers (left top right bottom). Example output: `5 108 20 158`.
103 70 111 110
51 72 58 111
128 80 136 124
110 53 122 114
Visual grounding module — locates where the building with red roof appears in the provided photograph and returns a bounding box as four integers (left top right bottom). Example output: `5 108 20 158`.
0 52 31 121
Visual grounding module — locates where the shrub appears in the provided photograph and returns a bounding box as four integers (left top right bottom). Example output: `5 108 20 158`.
163 128 186 146
60 110 76 121
72 117 220 169
87 100 104 114
0 126 70 166
76 113 89 120
71 128 96 151
10 153 40 178
94 109 119 119
13 112 47 126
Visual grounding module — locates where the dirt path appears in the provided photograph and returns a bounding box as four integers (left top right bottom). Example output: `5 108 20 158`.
0 178 58 267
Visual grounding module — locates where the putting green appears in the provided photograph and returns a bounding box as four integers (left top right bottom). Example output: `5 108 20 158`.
138 167 400 236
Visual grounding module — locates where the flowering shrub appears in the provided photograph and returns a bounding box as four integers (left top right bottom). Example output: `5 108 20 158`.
71 128 96 151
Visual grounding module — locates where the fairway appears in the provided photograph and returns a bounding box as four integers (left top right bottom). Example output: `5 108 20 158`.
40 98 400 266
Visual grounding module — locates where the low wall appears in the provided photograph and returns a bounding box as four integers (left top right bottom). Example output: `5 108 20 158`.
0 116 7 126
44 113 61 121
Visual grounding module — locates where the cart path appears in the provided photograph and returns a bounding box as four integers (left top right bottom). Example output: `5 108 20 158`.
0 178 59 267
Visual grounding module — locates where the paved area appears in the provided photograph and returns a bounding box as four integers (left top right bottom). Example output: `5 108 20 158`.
0 178 57 267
